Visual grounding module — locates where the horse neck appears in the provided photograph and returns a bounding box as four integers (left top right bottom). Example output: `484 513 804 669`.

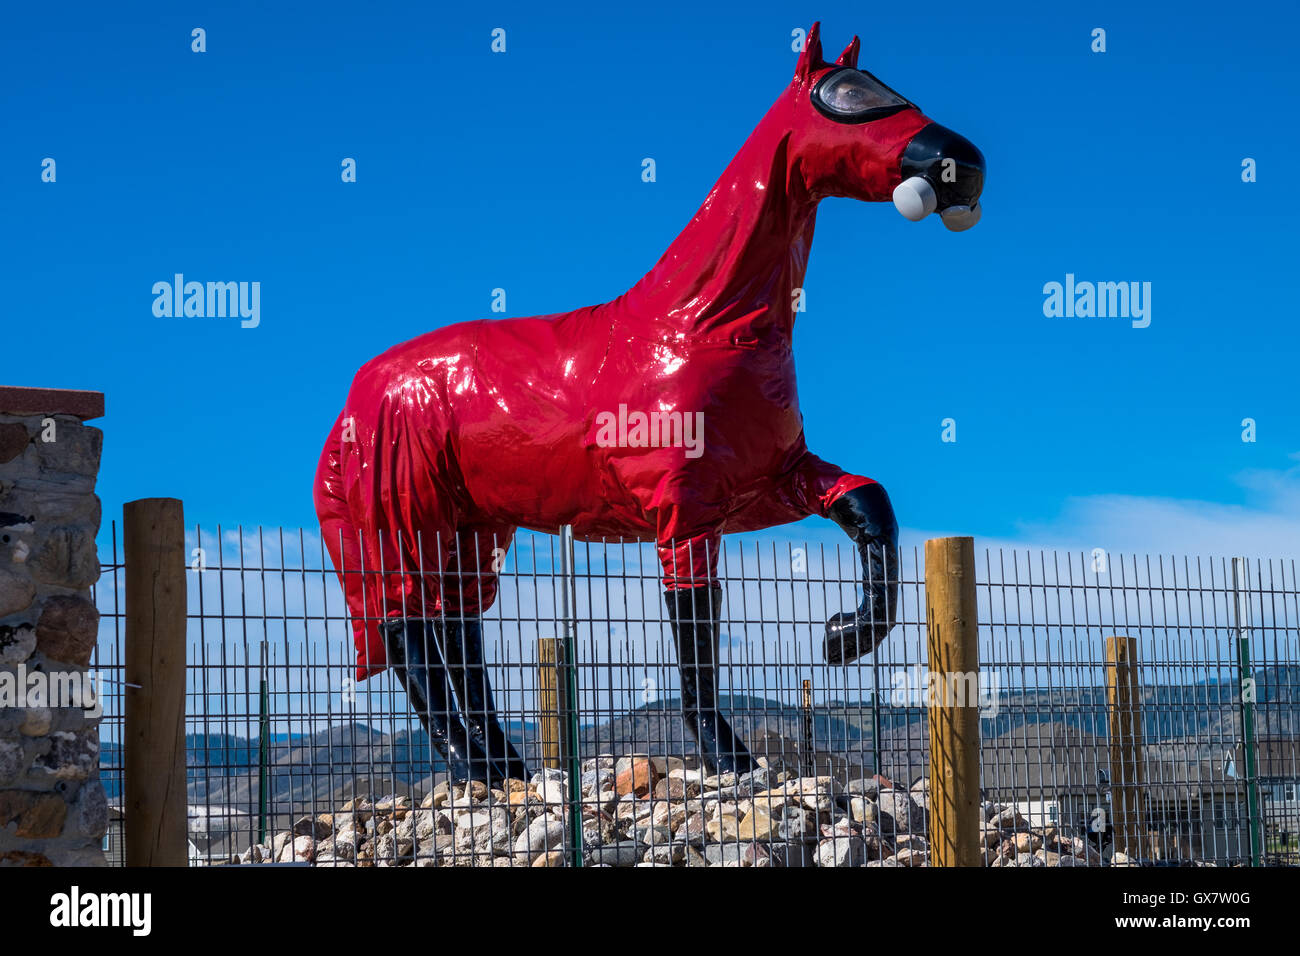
620 109 817 345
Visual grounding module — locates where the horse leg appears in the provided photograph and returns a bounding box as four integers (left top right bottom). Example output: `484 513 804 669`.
777 455 901 665
659 536 756 775
440 616 531 784
440 526 532 786
822 480 900 664
381 617 493 785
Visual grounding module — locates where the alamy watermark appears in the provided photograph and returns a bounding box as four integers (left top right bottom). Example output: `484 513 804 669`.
152 274 260 328
886 665 1000 717
1042 273 1151 328
0 665 103 718
594 404 705 459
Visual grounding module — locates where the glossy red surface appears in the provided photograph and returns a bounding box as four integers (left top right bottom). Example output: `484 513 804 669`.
316 23 935 678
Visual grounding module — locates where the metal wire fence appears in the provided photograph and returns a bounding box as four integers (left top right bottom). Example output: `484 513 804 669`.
91 522 1300 868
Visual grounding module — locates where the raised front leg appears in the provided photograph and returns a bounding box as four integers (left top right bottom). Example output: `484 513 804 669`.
823 481 900 665
664 583 757 776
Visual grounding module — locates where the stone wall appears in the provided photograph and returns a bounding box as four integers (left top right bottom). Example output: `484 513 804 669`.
0 386 106 866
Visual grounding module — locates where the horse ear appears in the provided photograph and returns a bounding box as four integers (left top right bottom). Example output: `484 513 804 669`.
794 21 824 81
835 35 860 69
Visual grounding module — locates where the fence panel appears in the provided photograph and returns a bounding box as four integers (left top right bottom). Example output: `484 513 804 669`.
92 522 1298 867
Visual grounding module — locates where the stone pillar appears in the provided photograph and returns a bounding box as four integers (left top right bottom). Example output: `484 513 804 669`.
0 386 106 866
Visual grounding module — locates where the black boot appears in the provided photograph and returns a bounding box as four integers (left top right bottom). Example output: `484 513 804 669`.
439 616 533 784
382 618 494 785
666 586 756 776
823 482 900 665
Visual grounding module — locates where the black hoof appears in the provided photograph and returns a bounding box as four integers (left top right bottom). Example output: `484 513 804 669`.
823 612 892 665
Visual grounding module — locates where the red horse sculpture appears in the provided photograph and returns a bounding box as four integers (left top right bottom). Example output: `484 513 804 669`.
315 23 985 784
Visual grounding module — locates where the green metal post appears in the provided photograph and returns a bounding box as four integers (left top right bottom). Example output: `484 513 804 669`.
559 525 583 867
258 640 269 847
1233 558 1262 866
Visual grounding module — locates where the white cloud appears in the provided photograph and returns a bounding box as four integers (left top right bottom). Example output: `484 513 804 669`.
950 455 1300 563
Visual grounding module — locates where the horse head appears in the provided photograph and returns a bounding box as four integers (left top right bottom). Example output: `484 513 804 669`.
785 22 985 231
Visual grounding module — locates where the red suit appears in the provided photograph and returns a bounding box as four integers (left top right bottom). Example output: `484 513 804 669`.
315 24 982 686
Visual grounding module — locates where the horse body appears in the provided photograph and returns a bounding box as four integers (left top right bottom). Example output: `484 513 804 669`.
315 23 985 781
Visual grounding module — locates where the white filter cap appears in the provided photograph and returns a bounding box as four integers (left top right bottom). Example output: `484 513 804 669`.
940 202 981 232
892 176 937 221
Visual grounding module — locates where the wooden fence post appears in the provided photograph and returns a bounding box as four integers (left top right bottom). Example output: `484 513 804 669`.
924 536 982 866
1106 635 1145 859
538 637 561 770
124 498 187 866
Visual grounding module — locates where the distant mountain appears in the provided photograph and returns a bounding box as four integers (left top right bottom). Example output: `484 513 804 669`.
96 668 1298 807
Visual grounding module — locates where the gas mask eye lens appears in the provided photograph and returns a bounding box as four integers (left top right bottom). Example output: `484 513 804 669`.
813 69 911 123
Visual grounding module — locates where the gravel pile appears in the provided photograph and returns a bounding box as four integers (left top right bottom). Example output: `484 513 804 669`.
232 756 1190 867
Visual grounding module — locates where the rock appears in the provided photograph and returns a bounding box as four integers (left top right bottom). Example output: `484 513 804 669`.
293 814 332 840
455 807 511 855
683 846 708 867
737 804 779 841
374 794 411 819
736 766 779 795
1071 838 1103 865
675 811 708 846
0 790 67 838
739 803 816 843
893 833 928 853
372 832 413 863
0 622 36 666
341 797 374 821
1013 831 1041 854
411 833 454 863
757 776 843 813
513 815 566 856
531 849 567 867
531 767 566 789
766 841 815 867
667 767 707 797
703 842 748 867
706 810 741 843
279 835 315 863
35 594 98 666
848 797 878 825
69 781 107 839
989 806 1027 831
0 568 35 618
29 526 99 589
18 707 51 737
240 844 271 864
816 834 867 867
631 823 673 848
892 847 929 866
908 777 930 811
0 740 25 785
615 756 660 797
846 775 887 798
0 423 29 463
586 840 641 867
653 776 688 800
644 841 688 865
876 789 925 833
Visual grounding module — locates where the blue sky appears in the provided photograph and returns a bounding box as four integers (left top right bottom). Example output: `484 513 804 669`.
4 0 1298 561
